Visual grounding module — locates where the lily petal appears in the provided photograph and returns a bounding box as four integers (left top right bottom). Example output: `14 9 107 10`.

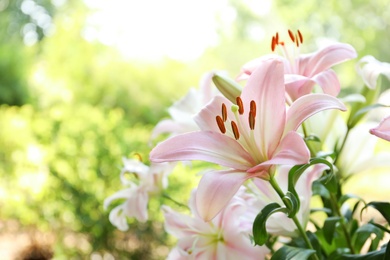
150 131 256 170
248 131 309 173
370 115 390 141
241 57 286 156
196 170 252 221
311 69 341 96
194 95 233 133
285 93 347 134
301 43 357 76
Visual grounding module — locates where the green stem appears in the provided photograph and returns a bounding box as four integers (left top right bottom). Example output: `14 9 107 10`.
269 175 320 260
301 122 316 157
329 193 355 254
333 127 351 166
162 193 189 209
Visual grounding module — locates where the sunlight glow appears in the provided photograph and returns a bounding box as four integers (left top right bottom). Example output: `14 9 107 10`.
83 0 235 61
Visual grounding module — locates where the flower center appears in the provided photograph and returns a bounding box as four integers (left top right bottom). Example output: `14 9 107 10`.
215 97 256 140
271 29 304 74
215 97 267 162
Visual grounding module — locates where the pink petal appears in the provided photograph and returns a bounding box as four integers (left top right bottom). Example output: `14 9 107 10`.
194 95 233 132
150 131 256 170
162 205 205 238
370 115 390 141
241 57 286 156
285 93 347 133
248 131 310 173
235 54 279 81
284 74 315 101
196 170 253 221
301 43 357 76
311 69 340 96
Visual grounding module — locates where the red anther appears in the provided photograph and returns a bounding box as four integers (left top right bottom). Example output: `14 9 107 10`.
250 100 256 117
296 34 299 47
216 116 226 134
275 32 279 44
297 30 303 44
288 29 295 42
271 36 276 52
236 97 244 115
248 111 255 130
221 103 227 122
231 121 240 140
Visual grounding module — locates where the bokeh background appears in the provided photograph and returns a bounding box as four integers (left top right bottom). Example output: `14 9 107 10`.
1 0 389 258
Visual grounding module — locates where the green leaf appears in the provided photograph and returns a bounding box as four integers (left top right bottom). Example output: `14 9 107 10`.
329 245 387 260
338 194 365 208
212 72 242 103
363 201 390 224
369 221 390 234
352 223 383 253
347 103 389 128
321 171 338 194
252 203 288 246
312 180 331 199
287 158 334 216
271 245 316 260
323 216 342 244
304 135 321 142
283 191 300 218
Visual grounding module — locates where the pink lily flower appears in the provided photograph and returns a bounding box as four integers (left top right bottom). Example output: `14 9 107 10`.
237 30 357 102
150 58 346 221
104 157 174 230
162 190 270 260
370 115 390 141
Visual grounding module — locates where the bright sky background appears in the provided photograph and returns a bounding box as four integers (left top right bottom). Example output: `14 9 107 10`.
82 0 271 61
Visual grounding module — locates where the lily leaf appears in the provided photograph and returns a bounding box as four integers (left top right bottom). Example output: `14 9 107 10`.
252 203 288 246
288 158 334 210
352 223 383 253
323 216 342 244
362 201 390 224
347 103 390 128
271 245 316 260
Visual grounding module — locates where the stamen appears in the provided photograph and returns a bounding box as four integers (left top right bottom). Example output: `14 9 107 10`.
236 97 244 115
250 100 256 117
231 121 240 140
297 30 303 44
249 111 255 130
221 103 227 122
296 33 299 47
288 29 295 43
275 32 279 44
216 116 226 134
271 36 276 52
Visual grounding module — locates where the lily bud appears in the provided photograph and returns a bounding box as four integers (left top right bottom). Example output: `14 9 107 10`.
212 72 242 103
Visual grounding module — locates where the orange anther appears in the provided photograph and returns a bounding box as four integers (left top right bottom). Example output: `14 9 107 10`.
271 36 276 52
221 103 227 122
248 112 255 130
216 116 226 134
297 30 303 44
288 29 295 42
231 121 240 140
236 97 244 115
250 100 256 117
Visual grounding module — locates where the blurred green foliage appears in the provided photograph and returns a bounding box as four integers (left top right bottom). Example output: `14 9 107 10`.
0 0 389 258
